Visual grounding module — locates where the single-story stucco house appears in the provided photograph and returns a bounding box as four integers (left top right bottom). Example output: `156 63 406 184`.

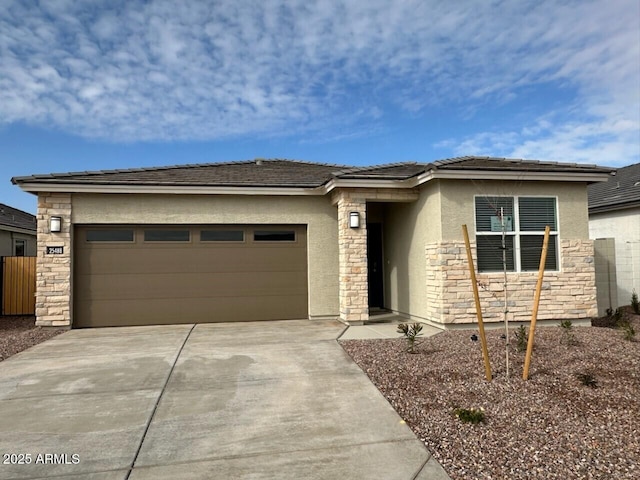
0 203 37 257
588 162 640 310
11 156 613 329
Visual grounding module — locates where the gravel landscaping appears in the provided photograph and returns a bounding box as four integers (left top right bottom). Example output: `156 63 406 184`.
0 316 66 361
341 308 640 480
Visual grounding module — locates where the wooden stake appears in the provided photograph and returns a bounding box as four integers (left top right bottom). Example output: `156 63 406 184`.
462 225 492 382
523 225 551 380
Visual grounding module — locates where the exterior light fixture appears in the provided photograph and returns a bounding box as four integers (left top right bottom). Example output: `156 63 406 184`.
50 216 62 233
349 212 360 228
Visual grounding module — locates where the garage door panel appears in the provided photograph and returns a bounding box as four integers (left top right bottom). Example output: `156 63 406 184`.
75 271 308 300
75 295 308 327
74 225 308 327
74 246 306 276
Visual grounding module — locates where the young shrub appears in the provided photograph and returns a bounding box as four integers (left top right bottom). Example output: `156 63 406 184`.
559 319 578 346
453 407 485 424
619 321 636 341
632 290 640 315
396 322 423 354
515 325 528 352
576 372 598 388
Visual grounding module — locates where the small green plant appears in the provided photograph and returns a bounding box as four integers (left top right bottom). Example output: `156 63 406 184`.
631 290 639 315
396 322 423 353
453 407 485 424
576 372 598 388
559 319 578 346
618 321 636 341
515 325 528 352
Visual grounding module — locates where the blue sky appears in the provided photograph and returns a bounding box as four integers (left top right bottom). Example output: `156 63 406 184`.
1 0 639 214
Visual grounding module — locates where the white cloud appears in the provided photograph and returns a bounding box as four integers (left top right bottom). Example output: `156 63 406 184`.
442 113 639 167
0 0 637 165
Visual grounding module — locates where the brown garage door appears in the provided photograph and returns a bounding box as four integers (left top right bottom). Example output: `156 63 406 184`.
74 225 308 327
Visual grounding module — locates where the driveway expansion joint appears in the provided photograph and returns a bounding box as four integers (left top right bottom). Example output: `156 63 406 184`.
130 437 427 470
411 451 434 480
125 324 196 480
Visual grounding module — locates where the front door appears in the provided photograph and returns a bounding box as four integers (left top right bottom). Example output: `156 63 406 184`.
367 223 384 308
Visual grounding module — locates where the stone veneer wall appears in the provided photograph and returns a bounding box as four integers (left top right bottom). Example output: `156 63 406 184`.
334 192 369 324
426 239 597 325
35 193 72 327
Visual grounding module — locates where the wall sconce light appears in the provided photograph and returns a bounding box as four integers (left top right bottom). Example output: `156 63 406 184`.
349 211 360 228
50 216 62 233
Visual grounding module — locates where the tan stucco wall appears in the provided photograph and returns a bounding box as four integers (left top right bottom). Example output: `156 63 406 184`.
35 179 595 328
425 179 595 326
72 193 339 318
382 179 594 326
439 180 590 240
383 181 441 319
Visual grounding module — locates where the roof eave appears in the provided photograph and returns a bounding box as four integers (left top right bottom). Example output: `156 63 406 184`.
589 200 640 215
0 224 37 235
16 178 419 195
14 182 329 196
323 178 415 191
423 169 612 184
14 169 613 196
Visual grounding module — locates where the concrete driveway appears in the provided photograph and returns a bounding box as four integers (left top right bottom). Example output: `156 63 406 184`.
0 320 449 479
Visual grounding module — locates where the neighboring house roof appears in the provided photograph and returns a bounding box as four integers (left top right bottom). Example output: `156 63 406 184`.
12 156 614 193
0 203 37 233
588 162 640 214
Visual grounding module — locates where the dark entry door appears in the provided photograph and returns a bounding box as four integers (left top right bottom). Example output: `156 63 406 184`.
367 223 384 308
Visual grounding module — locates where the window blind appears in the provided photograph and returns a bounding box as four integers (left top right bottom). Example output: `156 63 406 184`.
520 235 558 271
518 197 557 231
476 235 515 272
475 196 514 232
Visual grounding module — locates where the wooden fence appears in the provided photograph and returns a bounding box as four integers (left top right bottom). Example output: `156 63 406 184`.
1 256 36 316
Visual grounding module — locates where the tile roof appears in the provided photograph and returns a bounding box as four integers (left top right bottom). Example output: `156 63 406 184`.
588 162 640 213
335 162 427 180
12 159 348 188
0 203 37 232
432 156 612 173
11 156 614 189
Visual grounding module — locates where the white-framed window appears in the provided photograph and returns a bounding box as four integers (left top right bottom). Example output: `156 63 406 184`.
474 196 559 273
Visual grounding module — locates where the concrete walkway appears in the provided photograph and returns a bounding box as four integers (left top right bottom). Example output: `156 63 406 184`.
341 321 444 340
0 320 450 480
